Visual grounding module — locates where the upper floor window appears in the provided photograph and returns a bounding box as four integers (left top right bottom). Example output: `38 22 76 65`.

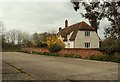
85 31 90 36
85 43 90 48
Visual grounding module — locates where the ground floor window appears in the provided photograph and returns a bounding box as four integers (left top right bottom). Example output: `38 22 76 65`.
67 43 70 48
85 43 90 48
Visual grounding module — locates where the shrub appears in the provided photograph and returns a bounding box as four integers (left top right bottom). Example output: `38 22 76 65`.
48 44 63 52
43 52 50 55
22 50 82 59
73 55 82 58
49 53 60 56
87 55 120 63
64 54 73 57
100 37 120 55
99 46 118 55
44 35 65 52
64 54 81 58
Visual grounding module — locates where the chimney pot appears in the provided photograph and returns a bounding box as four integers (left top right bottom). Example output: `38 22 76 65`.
59 27 62 31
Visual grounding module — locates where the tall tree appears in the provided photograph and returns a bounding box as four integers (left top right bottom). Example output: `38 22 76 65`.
71 1 105 31
9 29 17 44
71 1 120 36
4 32 10 44
32 32 52 47
4 29 31 45
16 30 23 45
103 2 120 40
0 21 5 34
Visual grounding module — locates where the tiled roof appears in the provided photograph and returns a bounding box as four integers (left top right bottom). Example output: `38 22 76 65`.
58 21 96 41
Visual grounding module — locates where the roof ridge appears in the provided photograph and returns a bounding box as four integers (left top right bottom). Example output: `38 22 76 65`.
58 21 96 41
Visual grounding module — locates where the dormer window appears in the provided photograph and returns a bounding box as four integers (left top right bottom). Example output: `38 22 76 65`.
85 31 90 36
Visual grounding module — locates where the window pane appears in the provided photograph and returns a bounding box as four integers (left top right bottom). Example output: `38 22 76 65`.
85 31 90 36
85 43 90 48
68 43 70 47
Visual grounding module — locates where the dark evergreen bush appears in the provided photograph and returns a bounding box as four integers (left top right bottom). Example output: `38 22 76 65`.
88 55 120 63
48 44 63 52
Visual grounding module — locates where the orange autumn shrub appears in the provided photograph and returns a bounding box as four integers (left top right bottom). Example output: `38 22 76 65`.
44 35 65 52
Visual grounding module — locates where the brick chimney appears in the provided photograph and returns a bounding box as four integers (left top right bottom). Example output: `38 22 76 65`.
65 19 68 28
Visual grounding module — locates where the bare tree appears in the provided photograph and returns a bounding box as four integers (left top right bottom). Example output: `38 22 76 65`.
9 29 17 44
0 21 5 34
4 29 31 45
4 32 10 43
15 30 25 45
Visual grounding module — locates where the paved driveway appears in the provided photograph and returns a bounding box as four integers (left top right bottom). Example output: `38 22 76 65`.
2 52 118 80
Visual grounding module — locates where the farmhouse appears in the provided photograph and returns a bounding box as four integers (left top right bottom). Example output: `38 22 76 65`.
57 20 100 48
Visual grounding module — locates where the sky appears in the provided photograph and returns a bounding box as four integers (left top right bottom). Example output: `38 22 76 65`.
0 1 111 40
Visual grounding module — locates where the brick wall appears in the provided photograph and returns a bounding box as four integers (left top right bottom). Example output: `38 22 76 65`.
58 48 103 58
21 48 103 58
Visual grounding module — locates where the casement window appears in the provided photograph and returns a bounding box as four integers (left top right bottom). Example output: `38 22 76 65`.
85 31 90 36
67 43 70 48
85 43 90 48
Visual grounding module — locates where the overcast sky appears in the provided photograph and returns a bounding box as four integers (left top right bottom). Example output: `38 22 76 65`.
0 1 110 40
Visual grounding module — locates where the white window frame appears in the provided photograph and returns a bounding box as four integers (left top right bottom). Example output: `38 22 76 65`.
85 42 90 48
67 43 70 48
85 31 90 36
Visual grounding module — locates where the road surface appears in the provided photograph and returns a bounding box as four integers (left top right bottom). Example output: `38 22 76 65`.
2 52 118 80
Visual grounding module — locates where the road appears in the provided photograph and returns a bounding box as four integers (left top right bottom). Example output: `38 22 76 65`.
2 52 118 80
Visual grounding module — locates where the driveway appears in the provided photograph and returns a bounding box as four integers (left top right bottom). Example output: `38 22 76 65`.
2 52 118 80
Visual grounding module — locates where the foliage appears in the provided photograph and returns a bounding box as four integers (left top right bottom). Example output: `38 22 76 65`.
103 2 120 40
22 39 33 47
87 55 120 63
32 32 53 48
39 43 48 48
48 44 63 52
64 54 81 58
71 1 120 55
23 51 82 58
71 2 105 31
71 1 120 38
2 29 32 46
2 35 5 45
100 37 120 55
44 35 65 52
32 32 41 47
2 43 21 52
22 49 119 63
2 29 56 51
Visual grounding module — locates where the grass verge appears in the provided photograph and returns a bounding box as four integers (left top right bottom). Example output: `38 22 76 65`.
22 51 82 59
86 55 120 63
21 51 120 63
